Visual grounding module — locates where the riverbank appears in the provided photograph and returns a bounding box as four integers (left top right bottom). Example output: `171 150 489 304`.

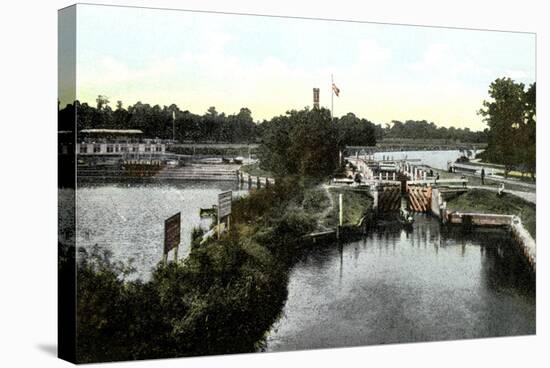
445 189 536 238
71 176 537 362
430 166 536 194
324 187 373 228
75 177 351 362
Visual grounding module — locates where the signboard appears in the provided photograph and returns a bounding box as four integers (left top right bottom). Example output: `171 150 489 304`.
218 191 232 219
164 212 181 255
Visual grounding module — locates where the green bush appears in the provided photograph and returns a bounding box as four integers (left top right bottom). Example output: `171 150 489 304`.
74 179 314 363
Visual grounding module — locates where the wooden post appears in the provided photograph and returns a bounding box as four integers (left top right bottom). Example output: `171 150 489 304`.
163 253 168 264
336 193 343 241
248 174 252 188
257 176 260 189
174 245 178 262
371 186 378 210
217 215 221 239
339 193 344 227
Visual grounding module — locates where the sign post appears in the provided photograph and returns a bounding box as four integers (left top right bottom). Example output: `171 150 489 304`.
164 212 181 263
217 190 232 239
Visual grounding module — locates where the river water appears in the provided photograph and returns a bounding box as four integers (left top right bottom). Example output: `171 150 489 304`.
73 181 245 281
265 215 535 350
374 149 474 170
65 163 534 347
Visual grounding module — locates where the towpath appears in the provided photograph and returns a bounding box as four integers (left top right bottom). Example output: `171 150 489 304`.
447 185 536 204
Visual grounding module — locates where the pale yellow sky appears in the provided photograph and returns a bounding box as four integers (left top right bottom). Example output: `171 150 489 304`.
72 5 536 131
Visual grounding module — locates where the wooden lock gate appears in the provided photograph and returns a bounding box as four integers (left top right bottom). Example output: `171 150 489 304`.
407 185 432 212
377 186 401 212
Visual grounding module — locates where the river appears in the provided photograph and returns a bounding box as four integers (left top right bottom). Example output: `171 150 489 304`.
65 159 533 348
374 149 477 170
73 181 246 281
265 215 535 350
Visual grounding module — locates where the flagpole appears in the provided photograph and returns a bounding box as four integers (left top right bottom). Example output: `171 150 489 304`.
172 111 175 142
331 74 334 121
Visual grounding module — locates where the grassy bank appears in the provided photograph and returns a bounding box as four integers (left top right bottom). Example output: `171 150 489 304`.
493 171 536 183
325 188 373 228
74 177 323 363
445 189 536 238
299 186 374 230
430 167 535 193
73 178 378 362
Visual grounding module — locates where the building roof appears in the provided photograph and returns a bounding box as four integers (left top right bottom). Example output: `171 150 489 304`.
80 129 143 134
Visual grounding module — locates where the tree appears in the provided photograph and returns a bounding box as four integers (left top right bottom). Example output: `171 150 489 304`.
478 78 535 178
96 95 110 110
336 113 377 146
206 106 218 117
521 82 536 178
258 107 341 179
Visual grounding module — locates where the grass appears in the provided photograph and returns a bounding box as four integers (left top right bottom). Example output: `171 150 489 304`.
445 189 536 238
325 188 373 228
302 188 331 214
430 167 535 192
74 177 319 362
493 171 536 183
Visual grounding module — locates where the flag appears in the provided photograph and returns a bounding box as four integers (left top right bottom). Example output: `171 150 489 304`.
332 83 340 97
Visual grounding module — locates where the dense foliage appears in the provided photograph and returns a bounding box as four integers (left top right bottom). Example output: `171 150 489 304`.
257 107 344 179
478 78 536 177
60 96 487 145
445 189 536 238
73 178 318 363
379 120 488 143
69 99 258 143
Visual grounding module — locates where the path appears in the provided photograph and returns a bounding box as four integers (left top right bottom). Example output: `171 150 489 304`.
447 185 536 204
473 186 536 204
316 184 335 230
480 175 535 190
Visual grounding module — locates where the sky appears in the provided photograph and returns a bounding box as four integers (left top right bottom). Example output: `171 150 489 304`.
70 4 536 131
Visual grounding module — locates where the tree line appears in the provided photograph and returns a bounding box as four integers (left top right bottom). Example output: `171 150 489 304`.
59 97 487 145
67 99 257 143
377 120 488 143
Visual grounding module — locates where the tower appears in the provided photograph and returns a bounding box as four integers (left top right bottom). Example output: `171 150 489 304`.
313 88 320 108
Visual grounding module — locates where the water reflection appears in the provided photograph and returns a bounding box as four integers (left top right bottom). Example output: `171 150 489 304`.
266 215 535 351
